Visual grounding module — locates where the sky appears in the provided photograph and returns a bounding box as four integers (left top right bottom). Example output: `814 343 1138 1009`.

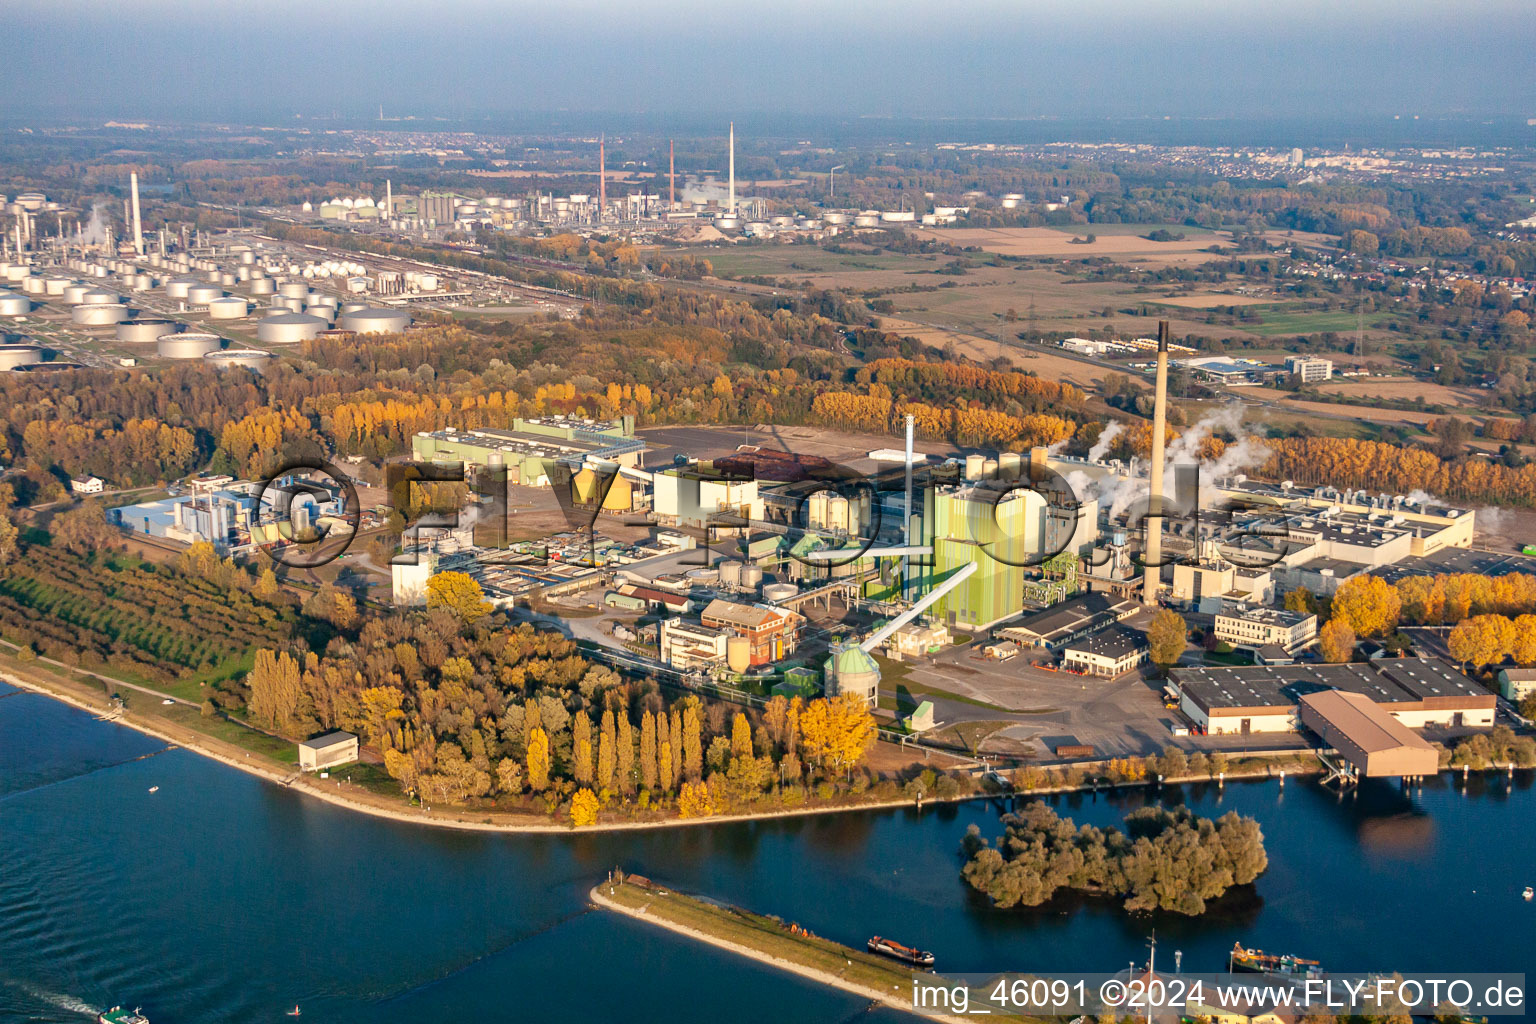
3 0 1534 123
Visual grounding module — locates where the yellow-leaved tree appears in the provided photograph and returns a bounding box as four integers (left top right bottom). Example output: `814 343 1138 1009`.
1329 576 1402 638
797 694 876 775
426 571 492 624
526 726 550 791
569 788 599 827
677 780 714 818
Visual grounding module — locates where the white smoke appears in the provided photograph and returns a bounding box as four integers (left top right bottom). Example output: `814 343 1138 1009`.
1405 489 1436 507
1476 505 1512 534
79 202 109 245
1086 421 1124 462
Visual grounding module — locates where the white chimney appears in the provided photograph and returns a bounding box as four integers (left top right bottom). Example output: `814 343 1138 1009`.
130 172 144 256
728 121 736 215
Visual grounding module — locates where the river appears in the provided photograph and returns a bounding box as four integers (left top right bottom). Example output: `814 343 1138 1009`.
2 679 1533 1024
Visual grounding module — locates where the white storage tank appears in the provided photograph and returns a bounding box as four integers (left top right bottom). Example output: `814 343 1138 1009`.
204 349 273 373
718 561 743 587
207 297 248 319
965 453 986 480
741 563 764 590
0 292 31 315
44 276 72 295
337 307 411 334
256 312 327 344
20 276 45 294
158 332 221 359
117 318 178 343
61 283 93 304
72 303 131 325
185 283 223 305
278 281 309 299
164 277 198 299
249 278 276 295
0 344 45 371
762 582 798 604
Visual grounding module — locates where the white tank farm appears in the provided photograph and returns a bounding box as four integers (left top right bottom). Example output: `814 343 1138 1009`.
20 276 45 294
0 344 45 370
72 303 130 325
0 292 31 315
185 283 223 305
117 318 179 343
204 349 273 372
206 297 248 319
256 312 327 344
337 307 411 334
158 332 221 358
1 264 29 282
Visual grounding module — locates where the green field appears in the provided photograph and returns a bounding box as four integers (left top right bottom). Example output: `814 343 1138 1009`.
700 247 951 279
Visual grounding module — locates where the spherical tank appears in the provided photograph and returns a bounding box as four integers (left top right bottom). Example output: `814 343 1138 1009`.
0 292 32 315
256 312 327 344
72 303 131 325
116 319 178 343
337 307 411 334
0 344 45 370
157 332 221 359
207 297 248 320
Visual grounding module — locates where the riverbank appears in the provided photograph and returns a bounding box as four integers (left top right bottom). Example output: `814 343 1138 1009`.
0 656 1326 835
591 878 1032 1024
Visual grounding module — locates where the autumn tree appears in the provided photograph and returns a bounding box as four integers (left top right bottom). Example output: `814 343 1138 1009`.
677 780 714 818
797 694 876 775
426 570 492 624
616 713 635 794
640 709 658 791
730 712 753 762
572 710 594 786
1512 615 1536 666
1146 609 1187 670
597 709 616 793
248 648 305 732
569 788 599 827
1317 619 1356 664
0 512 17 567
1330 576 1401 637
526 726 551 791
682 700 703 782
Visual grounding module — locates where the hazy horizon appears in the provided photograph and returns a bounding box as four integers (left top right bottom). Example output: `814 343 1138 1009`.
4 0 1535 124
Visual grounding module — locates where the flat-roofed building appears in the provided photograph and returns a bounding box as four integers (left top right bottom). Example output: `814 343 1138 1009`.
659 618 729 669
298 731 359 771
1169 658 1495 736
996 592 1138 649
1214 604 1317 654
1061 625 1149 678
1285 356 1334 383
1496 667 1536 703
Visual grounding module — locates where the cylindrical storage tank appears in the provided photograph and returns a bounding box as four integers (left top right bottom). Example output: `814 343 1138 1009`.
0 344 45 370
207 297 248 319
240 251 255 265
305 304 336 324
982 457 998 479
762 582 797 604
339 301 368 314
416 274 439 291
158 332 221 359
21 276 45 294
204 349 274 373
714 216 741 230
131 274 154 291
62 283 93 304
274 296 304 312
0 293 31 315
307 293 338 309
164 277 196 299
278 281 309 299
853 214 879 228
79 287 120 305
999 451 1022 480
117 318 178 343
965 453 985 480
718 561 742 588
741 563 764 590
827 494 850 533
337 307 411 334
726 636 751 675
822 212 848 225
45 276 73 295
185 283 223 305
203 269 221 283
250 278 275 295
1 265 27 282
72 303 131 325
219 272 238 287
256 312 327 344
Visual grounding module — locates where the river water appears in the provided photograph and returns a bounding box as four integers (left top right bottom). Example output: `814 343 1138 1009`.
2 679 1533 1024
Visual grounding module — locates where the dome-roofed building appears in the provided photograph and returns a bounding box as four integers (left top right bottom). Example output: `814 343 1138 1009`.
823 641 880 707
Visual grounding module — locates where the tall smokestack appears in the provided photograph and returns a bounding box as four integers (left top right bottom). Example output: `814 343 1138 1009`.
669 139 676 209
1142 320 1171 606
598 135 606 221
902 413 915 601
386 179 392 221
728 122 735 214
130 172 144 256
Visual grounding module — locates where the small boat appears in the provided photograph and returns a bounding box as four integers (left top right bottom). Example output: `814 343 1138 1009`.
286 1007 302 1017
1523 886 1533 901
867 935 936 969
148 786 159 794
98 1007 149 1024
1229 941 1323 978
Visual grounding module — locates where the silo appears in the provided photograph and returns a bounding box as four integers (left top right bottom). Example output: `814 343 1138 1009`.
741 563 764 590
718 561 742 588
117 319 178 343
256 312 327 344
982 458 998 479
158 332 221 359
337 307 411 334
823 642 880 704
204 349 274 373
0 344 45 370
72 303 131 325
207 297 248 319
726 636 751 675
0 292 32 315
964 453 985 480
808 490 829 529
186 283 223 306
827 494 850 533
999 452 1022 480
